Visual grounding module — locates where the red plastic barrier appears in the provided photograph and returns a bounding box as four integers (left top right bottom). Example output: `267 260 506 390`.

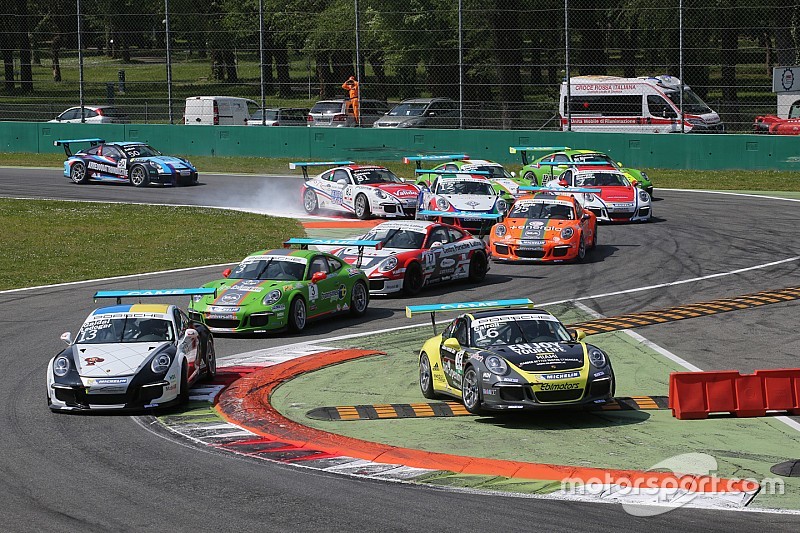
669 369 800 420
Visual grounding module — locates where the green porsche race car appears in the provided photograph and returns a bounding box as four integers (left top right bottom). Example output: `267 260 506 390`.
404 154 533 202
188 239 371 334
510 146 654 197
407 299 616 414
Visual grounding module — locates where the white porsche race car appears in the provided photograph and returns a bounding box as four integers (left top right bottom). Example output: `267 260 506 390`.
417 172 508 231
46 289 217 412
293 161 421 219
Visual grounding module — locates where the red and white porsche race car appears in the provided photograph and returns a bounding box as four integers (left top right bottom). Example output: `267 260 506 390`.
331 220 490 296
292 161 420 219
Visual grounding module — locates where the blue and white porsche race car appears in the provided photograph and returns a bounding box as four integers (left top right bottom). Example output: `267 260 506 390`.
56 138 199 187
46 289 216 412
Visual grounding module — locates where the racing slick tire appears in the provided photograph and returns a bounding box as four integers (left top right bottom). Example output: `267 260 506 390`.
354 194 371 220
129 165 150 187
468 252 488 283
70 161 89 184
589 228 597 250
303 188 318 214
576 236 587 263
349 281 369 317
462 366 486 415
402 262 424 297
523 171 537 186
288 297 307 333
178 362 190 404
203 338 217 382
419 353 443 400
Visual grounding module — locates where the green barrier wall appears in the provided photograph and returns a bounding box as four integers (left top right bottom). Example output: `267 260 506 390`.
2 120 799 170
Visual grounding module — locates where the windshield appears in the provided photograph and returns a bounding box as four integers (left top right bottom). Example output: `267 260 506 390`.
251 110 278 121
571 153 616 166
574 172 628 187
362 227 426 249
508 201 574 220
76 316 174 344
388 102 428 117
311 102 344 114
122 144 160 158
663 88 713 115
464 165 511 179
230 255 307 281
352 169 403 184
436 180 495 195
471 316 571 348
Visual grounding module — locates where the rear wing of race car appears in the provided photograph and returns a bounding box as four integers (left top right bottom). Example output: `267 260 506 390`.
518 186 602 195
535 160 613 178
402 154 469 170
417 210 503 239
414 169 491 177
288 161 355 180
508 146 570 166
54 138 105 158
93 288 217 305
406 298 535 335
283 237 381 267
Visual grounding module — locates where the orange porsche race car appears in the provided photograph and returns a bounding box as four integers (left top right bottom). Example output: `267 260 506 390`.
489 192 597 262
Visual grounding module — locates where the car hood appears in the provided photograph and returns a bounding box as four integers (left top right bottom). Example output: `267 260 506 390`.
484 342 585 372
74 342 163 377
442 194 497 211
374 115 421 126
369 183 419 199
137 155 193 169
335 247 407 271
597 186 635 202
504 218 572 239
204 278 289 307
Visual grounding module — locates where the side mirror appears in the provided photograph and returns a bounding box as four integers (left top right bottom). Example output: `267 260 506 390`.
567 328 586 341
582 212 590 220
185 328 198 338
311 271 327 284
558 179 568 187
222 268 232 278
60 331 72 345
442 337 461 350
430 241 444 248
375 241 384 251
336 178 348 185
510 171 516 177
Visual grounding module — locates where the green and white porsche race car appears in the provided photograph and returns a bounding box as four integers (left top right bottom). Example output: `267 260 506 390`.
407 299 616 414
189 239 372 334
510 146 654 197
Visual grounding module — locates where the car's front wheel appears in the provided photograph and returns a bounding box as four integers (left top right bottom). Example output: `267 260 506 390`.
462 366 485 415
203 338 217 381
288 297 307 332
468 252 488 283
402 262 424 296
523 171 537 186
349 281 369 316
354 194 371 220
419 353 442 400
70 161 88 184
178 362 190 404
129 165 149 187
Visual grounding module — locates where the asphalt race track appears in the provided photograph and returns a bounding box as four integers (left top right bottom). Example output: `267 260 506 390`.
1 167 799 532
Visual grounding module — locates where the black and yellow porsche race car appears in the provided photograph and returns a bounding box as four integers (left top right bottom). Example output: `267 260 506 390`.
406 299 615 414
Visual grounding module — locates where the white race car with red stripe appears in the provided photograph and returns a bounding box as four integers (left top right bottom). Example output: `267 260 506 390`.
295 161 420 219
546 169 652 223
331 220 490 296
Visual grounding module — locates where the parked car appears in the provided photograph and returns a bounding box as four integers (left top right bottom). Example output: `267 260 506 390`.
247 107 310 126
48 106 129 124
184 96 258 125
307 99 390 127
373 98 459 128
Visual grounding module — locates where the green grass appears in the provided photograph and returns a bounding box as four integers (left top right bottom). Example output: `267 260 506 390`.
0 198 304 290
4 152 800 191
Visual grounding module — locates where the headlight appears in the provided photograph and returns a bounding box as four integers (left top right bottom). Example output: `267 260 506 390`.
53 356 70 377
374 189 387 199
640 171 648 180
589 349 607 367
561 227 574 239
436 197 450 210
151 353 172 373
639 190 650 202
495 224 507 237
378 256 398 272
192 294 203 303
262 289 282 306
485 355 508 375
584 193 595 202
497 199 508 212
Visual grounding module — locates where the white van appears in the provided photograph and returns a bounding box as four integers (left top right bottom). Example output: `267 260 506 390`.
559 75 723 133
183 96 258 125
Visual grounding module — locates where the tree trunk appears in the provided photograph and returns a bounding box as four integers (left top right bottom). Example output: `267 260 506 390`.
491 2 524 128
274 45 291 98
719 1 739 122
367 51 387 101
52 35 62 82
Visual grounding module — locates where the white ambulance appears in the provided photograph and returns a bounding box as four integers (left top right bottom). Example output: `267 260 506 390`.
559 75 723 133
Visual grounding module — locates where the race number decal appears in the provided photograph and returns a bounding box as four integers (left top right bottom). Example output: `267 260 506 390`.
117 159 127 170
421 251 436 268
308 284 319 302
331 189 344 204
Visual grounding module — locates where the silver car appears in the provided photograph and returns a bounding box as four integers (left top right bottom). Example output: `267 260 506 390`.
49 105 129 124
246 107 310 126
308 99 390 127
373 98 459 128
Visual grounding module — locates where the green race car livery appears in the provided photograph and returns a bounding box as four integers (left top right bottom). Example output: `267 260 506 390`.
510 146 654 197
188 247 369 334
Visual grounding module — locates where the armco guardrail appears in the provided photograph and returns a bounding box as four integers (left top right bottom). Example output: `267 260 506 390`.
3 121 800 171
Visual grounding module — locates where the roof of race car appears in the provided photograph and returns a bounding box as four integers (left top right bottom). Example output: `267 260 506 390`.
436 175 490 183
372 220 435 232
247 248 316 260
437 159 500 167
342 164 389 171
91 304 172 316
515 192 580 204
